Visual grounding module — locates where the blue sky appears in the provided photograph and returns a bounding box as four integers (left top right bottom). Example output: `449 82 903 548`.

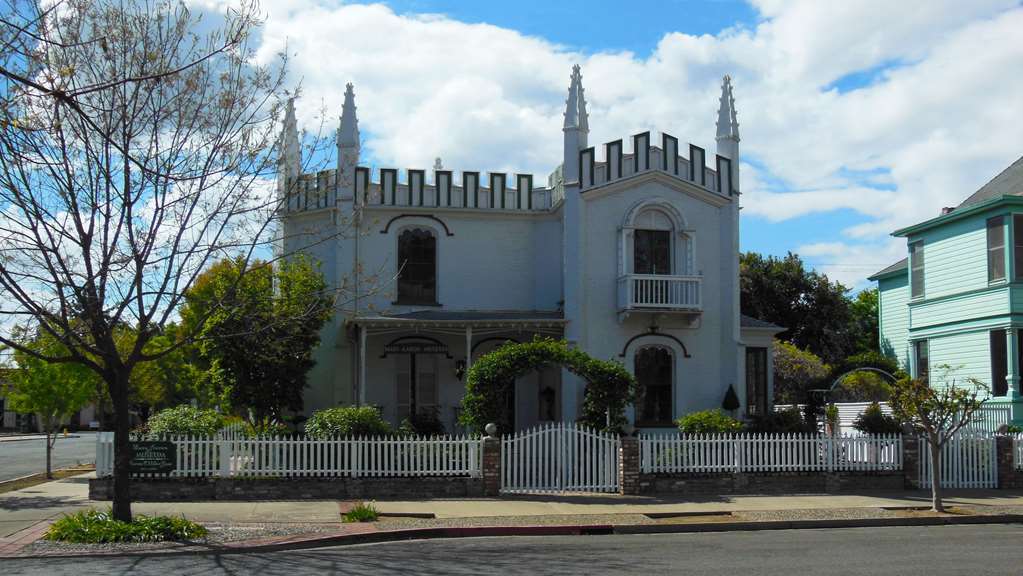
255 0 1023 289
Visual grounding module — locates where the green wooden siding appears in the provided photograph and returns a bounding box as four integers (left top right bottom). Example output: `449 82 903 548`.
926 330 994 397
878 274 910 369
909 286 1009 328
912 216 990 300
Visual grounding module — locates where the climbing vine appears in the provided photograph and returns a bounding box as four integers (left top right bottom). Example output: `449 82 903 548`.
459 338 638 434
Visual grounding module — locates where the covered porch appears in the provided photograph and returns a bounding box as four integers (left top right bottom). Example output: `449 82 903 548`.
350 311 567 433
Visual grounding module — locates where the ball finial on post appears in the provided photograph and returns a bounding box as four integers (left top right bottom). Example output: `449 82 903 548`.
484 423 498 438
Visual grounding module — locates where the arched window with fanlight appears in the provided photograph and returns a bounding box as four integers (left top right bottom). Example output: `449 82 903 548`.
635 346 673 427
397 228 437 304
633 209 673 275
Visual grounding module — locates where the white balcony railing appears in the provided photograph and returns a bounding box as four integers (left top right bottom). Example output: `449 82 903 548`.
618 274 702 312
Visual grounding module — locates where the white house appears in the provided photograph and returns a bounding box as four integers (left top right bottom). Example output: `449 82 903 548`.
277 67 782 432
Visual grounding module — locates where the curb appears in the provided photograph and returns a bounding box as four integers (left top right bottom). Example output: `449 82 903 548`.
0 435 81 443
7 514 1023 558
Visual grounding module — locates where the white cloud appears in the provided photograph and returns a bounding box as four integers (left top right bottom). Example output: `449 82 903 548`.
191 0 1023 284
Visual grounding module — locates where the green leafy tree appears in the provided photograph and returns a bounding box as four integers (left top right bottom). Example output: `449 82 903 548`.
145 405 225 437
3 331 98 478
888 366 986 512
772 340 830 404
740 252 853 363
181 256 332 422
849 288 880 355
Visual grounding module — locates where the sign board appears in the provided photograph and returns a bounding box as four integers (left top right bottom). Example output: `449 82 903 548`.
383 342 449 355
129 441 176 474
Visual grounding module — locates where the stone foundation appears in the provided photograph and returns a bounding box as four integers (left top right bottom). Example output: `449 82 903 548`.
89 475 483 501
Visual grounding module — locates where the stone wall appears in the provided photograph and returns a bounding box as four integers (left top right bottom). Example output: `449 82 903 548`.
638 471 904 496
90 476 483 502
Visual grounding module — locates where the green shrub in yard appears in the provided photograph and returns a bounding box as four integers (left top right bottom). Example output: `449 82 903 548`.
852 402 903 435
676 409 743 434
305 406 392 439
44 509 208 543
145 405 225 437
342 502 379 523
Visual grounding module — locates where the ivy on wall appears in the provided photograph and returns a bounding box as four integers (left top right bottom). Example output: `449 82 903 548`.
459 338 638 434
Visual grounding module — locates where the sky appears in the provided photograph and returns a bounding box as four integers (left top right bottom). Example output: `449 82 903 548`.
205 0 1023 289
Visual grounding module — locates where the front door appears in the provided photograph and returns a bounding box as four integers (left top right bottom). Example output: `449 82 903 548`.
396 353 438 423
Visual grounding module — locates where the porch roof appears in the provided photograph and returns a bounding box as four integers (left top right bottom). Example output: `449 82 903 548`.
351 310 566 331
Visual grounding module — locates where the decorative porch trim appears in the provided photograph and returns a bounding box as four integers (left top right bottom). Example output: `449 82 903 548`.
618 329 691 358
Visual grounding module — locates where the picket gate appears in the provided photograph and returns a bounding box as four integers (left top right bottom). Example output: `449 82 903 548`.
501 422 619 494
918 434 997 489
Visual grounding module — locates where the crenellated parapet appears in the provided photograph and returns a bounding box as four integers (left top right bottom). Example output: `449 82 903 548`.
578 131 735 197
280 167 555 214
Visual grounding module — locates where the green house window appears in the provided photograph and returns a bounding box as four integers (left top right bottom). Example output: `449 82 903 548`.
991 329 1008 397
1014 215 1023 281
913 340 929 382
909 241 924 299
988 216 1006 283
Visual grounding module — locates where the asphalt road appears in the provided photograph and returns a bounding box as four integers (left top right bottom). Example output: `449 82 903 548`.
6 524 1023 575
0 433 97 481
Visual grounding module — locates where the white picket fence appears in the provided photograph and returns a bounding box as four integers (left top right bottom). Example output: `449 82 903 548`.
501 422 620 494
95 432 481 478
639 433 903 474
918 434 997 489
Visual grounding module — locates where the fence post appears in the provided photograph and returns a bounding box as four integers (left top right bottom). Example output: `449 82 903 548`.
996 435 1016 489
902 432 920 489
482 425 501 497
219 439 231 478
619 436 640 495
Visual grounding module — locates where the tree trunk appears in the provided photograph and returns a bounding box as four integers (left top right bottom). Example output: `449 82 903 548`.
929 436 944 513
45 421 53 480
110 368 133 522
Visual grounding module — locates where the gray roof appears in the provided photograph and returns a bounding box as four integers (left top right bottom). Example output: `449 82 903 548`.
740 314 784 330
958 155 1023 208
868 257 908 281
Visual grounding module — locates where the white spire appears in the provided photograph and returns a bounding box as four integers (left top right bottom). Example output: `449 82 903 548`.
339 82 360 148
280 96 301 172
433 157 443 171
716 75 739 142
563 64 589 133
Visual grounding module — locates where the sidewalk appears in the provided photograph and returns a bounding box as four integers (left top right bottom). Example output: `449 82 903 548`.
4 474 1023 558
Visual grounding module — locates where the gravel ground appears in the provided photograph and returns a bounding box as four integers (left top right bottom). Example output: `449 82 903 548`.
23 522 340 556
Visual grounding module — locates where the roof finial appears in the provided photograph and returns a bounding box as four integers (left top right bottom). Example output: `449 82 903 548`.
433 157 443 171
563 64 589 133
716 75 739 142
339 82 360 148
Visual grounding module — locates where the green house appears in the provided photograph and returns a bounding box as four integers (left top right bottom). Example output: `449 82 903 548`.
871 156 1023 424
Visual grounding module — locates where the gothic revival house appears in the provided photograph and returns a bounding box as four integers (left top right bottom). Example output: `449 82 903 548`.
277 67 782 432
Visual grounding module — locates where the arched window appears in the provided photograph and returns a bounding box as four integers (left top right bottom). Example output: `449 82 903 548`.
397 228 437 304
633 209 673 275
635 346 673 426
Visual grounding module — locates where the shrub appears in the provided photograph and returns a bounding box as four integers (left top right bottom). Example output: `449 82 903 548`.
342 502 379 523
676 410 743 434
398 410 446 437
852 402 903 435
44 509 208 543
745 406 811 433
305 406 392 439
1005 424 1023 434
146 405 224 437
246 416 291 437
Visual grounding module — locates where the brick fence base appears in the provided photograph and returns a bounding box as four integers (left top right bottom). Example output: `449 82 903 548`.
89 476 483 501
637 471 904 496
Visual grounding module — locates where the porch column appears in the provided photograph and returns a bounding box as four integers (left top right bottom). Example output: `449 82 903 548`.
465 326 473 373
359 326 368 406
1007 328 1021 399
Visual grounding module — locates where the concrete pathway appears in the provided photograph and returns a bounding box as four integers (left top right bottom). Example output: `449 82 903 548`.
367 491 1023 518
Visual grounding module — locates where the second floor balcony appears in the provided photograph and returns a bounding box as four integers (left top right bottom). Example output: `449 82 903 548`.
617 274 702 314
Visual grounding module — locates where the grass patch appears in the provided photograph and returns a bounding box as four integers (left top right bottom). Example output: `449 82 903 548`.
0 466 94 494
342 502 379 523
44 509 208 543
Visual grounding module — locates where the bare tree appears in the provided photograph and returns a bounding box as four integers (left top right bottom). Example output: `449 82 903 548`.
0 0 337 521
